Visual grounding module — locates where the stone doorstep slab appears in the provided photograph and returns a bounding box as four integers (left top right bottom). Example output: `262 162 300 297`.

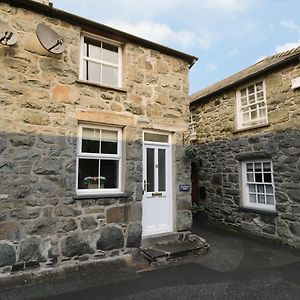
141 234 209 263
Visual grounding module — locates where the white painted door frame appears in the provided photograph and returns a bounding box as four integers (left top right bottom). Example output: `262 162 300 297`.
142 131 173 237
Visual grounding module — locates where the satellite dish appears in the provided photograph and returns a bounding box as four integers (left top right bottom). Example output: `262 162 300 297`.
36 23 65 54
0 19 18 46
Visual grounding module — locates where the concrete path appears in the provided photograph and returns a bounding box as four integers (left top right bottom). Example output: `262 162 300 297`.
1 220 300 299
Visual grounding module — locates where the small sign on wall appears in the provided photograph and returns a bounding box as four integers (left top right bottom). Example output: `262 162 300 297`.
179 184 190 192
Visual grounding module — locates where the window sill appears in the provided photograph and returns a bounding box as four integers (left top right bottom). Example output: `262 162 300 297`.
233 122 270 134
238 206 278 216
74 192 129 200
77 79 128 93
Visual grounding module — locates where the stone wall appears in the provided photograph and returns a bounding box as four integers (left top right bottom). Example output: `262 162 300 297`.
191 60 300 248
0 2 192 275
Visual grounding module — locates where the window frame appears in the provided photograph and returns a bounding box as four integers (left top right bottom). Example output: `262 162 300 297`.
240 159 276 212
76 123 123 195
79 33 123 88
236 80 268 130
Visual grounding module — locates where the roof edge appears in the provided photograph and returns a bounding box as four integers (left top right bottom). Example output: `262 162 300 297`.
190 51 300 105
3 0 198 67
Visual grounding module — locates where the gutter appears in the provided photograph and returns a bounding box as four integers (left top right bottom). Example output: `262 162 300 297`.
2 0 198 67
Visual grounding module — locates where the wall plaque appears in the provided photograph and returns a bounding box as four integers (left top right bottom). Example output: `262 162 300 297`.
179 184 190 192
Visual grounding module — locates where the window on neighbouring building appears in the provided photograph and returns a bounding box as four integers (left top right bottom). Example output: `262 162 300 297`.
80 35 122 87
236 81 268 129
241 160 275 211
76 124 122 194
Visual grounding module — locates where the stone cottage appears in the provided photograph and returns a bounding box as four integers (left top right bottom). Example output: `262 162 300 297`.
190 47 300 248
0 0 198 275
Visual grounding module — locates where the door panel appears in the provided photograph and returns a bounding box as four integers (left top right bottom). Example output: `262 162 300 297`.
142 143 172 236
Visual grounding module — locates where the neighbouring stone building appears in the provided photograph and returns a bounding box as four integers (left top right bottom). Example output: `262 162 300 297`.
0 0 198 275
190 47 300 248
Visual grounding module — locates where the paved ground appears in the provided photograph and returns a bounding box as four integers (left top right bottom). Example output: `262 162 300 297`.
1 219 300 300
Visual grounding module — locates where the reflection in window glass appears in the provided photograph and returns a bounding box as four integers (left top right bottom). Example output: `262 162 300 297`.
82 128 100 153
147 148 155 192
102 43 118 64
86 61 101 83
78 158 99 189
100 160 118 188
101 130 118 154
158 149 166 191
102 65 118 86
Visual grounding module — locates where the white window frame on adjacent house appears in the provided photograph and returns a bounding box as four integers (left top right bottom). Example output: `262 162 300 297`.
76 124 122 195
240 160 276 212
79 33 122 88
236 81 268 129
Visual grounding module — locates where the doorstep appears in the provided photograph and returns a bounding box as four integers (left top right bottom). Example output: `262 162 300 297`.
141 232 209 263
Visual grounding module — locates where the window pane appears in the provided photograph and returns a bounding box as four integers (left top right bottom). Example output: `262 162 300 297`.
88 43 101 60
266 185 273 194
241 89 246 97
263 162 271 172
264 173 272 183
255 163 262 172
78 158 99 189
87 61 101 83
266 195 274 205
101 130 118 154
241 97 247 107
144 133 169 143
243 112 250 122
147 148 155 192
158 149 166 191
248 184 256 193
247 173 254 182
258 194 265 204
82 128 100 153
248 86 254 94
259 108 266 118
102 65 118 86
256 82 263 91
255 173 263 182
251 110 258 119
100 160 118 188
102 43 118 64
257 184 264 193
246 163 253 172
249 194 256 203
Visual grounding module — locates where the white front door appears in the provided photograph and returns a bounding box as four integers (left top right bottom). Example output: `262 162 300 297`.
142 132 173 237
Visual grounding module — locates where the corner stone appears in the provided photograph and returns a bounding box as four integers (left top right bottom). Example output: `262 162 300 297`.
176 210 192 231
126 223 142 248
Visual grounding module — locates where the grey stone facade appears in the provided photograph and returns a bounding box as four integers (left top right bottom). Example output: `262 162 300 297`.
0 1 194 276
194 129 300 248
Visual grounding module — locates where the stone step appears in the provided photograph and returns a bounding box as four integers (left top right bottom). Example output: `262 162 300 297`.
141 232 209 263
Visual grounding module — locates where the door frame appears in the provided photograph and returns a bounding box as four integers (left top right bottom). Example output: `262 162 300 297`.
142 130 174 237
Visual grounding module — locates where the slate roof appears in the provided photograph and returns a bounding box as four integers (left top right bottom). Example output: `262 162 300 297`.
191 46 300 104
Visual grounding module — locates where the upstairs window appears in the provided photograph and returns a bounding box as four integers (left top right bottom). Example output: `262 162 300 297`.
80 35 122 87
76 124 122 195
241 160 275 211
236 81 268 129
